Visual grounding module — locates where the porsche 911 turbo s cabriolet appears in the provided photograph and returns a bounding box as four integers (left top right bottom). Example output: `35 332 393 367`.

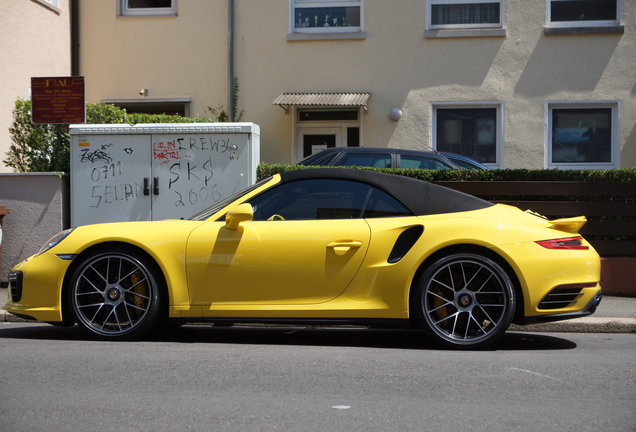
6 168 602 348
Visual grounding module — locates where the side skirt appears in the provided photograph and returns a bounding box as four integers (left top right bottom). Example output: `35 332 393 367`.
168 317 411 328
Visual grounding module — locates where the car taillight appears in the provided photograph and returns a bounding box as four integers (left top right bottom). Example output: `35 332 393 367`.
536 236 589 250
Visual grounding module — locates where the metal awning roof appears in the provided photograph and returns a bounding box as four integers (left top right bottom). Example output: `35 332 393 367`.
273 92 370 112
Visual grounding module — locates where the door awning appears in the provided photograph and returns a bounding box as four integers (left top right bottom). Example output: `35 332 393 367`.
273 92 370 113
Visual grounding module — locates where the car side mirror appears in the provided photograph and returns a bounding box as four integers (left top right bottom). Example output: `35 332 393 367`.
225 203 254 230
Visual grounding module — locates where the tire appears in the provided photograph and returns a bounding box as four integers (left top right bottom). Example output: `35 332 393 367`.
413 252 515 349
69 247 163 340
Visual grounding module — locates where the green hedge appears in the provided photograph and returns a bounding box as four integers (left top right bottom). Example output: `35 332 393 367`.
257 163 636 182
4 100 216 173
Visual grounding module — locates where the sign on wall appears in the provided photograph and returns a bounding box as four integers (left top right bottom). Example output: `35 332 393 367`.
31 76 85 124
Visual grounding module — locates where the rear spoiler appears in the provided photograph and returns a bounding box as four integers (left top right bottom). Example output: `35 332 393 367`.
548 216 587 234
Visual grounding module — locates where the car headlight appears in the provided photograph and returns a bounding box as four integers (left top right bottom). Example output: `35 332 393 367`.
37 228 74 256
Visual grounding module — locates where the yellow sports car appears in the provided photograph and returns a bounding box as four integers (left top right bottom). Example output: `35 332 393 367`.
6 168 602 348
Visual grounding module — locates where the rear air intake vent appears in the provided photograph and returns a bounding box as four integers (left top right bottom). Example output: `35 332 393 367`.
538 285 585 310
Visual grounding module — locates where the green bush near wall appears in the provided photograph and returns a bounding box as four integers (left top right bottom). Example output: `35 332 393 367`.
4 100 215 173
257 163 636 182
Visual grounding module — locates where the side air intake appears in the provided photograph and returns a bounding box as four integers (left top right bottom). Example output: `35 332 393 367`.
387 225 424 264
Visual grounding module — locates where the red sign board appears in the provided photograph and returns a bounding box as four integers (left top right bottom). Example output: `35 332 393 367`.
31 76 86 124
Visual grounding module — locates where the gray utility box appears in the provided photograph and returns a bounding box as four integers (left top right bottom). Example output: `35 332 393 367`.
70 123 260 227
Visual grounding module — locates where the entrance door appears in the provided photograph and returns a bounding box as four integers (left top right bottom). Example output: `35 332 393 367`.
297 127 343 159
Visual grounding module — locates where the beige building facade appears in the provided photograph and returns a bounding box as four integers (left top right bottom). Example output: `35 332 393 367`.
6 0 634 171
0 0 71 172
78 0 229 119
234 0 634 169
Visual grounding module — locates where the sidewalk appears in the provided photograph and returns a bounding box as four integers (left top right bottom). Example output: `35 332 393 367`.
1 287 635 333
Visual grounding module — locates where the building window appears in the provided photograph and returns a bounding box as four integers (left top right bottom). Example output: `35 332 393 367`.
427 0 503 29
547 0 621 27
291 0 363 33
101 98 191 116
433 104 502 167
547 103 618 169
34 0 60 11
121 0 177 16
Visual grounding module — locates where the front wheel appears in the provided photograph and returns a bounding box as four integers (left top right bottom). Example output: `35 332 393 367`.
69 248 163 340
413 253 515 349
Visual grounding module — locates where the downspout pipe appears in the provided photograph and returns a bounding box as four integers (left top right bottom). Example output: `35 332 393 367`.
70 0 80 76
228 0 235 122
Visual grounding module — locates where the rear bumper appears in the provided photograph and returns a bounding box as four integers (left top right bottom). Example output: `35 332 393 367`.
517 291 603 325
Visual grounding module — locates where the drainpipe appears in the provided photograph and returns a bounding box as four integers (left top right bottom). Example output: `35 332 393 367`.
228 0 235 122
70 0 80 76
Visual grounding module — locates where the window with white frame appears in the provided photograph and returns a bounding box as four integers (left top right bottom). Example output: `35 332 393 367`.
547 0 621 27
547 103 618 168
433 104 502 167
34 0 60 10
427 0 503 29
291 0 362 33
121 0 177 16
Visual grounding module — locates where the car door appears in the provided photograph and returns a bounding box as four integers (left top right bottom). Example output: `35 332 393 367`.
186 179 372 308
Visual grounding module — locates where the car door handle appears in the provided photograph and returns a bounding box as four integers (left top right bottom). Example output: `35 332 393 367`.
326 241 363 254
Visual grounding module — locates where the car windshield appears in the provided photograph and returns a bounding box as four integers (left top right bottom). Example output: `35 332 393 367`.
189 177 271 221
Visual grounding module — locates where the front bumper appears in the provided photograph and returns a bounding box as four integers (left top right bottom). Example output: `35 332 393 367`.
4 253 72 322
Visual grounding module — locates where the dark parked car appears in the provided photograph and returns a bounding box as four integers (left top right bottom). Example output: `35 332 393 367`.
298 147 488 170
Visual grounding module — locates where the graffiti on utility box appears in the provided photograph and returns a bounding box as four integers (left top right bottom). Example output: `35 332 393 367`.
70 126 258 227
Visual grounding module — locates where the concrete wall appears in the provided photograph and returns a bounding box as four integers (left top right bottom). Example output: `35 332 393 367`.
0 0 71 172
0 173 68 282
79 0 229 118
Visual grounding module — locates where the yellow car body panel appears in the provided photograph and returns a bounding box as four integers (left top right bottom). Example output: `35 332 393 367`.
186 219 371 309
7 253 72 322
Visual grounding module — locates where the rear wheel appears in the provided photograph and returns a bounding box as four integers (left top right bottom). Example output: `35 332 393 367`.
69 248 162 340
414 253 515 349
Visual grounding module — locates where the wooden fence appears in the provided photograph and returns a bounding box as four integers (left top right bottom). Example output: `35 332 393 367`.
435 181 636 257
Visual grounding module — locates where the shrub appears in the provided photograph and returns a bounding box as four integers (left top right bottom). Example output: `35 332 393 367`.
257 162 636 182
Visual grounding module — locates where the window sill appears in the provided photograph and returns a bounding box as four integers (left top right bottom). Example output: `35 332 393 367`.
287 32 367 41
424 28 506 39
31 0 61 14
544 25 624 36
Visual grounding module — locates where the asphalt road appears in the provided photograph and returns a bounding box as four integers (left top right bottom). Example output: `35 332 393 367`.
0 323 634 432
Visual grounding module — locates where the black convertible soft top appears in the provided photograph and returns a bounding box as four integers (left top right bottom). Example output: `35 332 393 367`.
280 168 493 216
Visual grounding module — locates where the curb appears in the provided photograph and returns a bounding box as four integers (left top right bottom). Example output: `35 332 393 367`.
1 309 35 323
509 317 636 334
2 309 635 333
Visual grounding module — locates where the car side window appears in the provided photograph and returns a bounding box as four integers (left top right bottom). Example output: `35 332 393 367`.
363 188 413 218
400 155 452 170
248 179 373 221
338 153 392 168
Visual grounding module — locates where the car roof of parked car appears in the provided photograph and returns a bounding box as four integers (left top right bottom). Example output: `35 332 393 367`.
280 168 492 215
